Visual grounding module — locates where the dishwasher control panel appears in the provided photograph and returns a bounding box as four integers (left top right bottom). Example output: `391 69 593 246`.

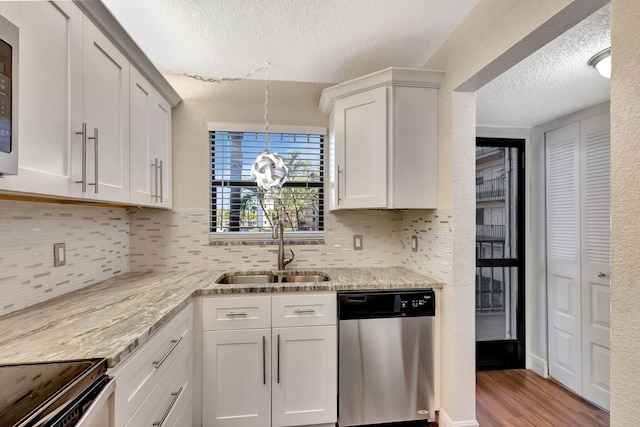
338 289 435 319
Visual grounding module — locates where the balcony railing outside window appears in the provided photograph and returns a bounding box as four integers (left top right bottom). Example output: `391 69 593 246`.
476 177 505 201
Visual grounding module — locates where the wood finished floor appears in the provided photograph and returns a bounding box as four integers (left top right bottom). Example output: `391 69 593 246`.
475 369 609 426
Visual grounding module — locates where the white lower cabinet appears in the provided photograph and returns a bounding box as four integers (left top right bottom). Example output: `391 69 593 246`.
201 293 337 427
203 329 272 427
111 304 193 427
272 326 337 427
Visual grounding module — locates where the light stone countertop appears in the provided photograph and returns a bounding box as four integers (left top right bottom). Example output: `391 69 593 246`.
0 267 443 367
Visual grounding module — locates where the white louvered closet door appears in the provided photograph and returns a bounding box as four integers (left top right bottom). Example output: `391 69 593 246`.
546 112 610 411
580 112 611 411
546 122 582 395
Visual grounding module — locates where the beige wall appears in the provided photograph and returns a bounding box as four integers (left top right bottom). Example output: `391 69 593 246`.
165 75 330 209
611 0 640 424
421 1 591 424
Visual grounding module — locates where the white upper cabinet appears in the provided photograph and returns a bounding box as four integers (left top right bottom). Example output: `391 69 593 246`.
319 67 441 210
130 67 172 208
0 1 178 206
79 15 130 203
0 1 83 198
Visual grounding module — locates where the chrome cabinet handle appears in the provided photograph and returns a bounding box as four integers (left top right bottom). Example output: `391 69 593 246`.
262 335 266 385
153 336 183 369
159 159 164 203
87 128 99 194
598 272 606 278
225 311 248 317
75 123 87 192
151 158 159 201
152 387 183 426
337 165 343 204
277 334 281 384
294 308 316 314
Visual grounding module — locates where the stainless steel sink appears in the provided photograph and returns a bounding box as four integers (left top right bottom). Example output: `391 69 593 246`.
216 272 330 284
280 274 329 283
216 274 278 284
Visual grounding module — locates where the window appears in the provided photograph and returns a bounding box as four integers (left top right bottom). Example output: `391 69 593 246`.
209 124 325 241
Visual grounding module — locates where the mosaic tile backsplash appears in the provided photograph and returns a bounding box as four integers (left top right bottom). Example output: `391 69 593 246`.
0 200 129 316
129 207 453 283
0 199 452 316
399 208 453 284
129 208 404 271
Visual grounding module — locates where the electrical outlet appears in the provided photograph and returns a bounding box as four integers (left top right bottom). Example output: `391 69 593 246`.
54 243 66 267
353 235 363 250
411 235 418 252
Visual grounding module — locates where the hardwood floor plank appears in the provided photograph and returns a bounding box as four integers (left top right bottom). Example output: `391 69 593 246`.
476 369 609 427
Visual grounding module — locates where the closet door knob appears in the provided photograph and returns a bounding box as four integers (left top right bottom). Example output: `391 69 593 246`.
598 272 606 278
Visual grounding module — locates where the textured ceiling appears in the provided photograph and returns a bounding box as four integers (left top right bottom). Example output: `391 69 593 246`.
101 0 479 83
476 4 611 128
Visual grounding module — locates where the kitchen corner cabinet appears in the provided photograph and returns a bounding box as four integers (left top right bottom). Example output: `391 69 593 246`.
130 67 172 208
319 67 442 210
201 293 337 427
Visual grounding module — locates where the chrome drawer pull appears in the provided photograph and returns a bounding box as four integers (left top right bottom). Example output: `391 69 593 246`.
75 122 87 192
294 308 316 314
87 127 99 194
152 386 183 426
153 336 183 369
225 312 248 317
159 159 164 203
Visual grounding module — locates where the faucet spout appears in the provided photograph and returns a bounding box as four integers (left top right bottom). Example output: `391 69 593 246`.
273 220 294 270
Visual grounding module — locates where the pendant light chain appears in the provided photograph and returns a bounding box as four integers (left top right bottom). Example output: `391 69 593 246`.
264 62 270 152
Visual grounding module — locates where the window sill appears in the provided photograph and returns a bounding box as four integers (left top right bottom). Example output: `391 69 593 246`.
209 232 325 246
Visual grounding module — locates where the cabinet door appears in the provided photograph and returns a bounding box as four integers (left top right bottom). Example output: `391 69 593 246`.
153 91 172 208
333 86 387 209
272 326 337 427
0 1 82 197
203 329 271 427
81 16 130 203
129 67 154 206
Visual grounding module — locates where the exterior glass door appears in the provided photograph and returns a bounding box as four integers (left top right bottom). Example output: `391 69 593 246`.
475 138 525 370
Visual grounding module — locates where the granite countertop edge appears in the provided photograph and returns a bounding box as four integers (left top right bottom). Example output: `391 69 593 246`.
0 267 445 368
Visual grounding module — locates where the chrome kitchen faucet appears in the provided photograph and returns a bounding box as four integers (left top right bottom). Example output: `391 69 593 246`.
272 220 294 270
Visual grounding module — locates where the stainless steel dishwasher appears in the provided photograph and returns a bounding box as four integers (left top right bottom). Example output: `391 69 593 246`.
338 289 436 426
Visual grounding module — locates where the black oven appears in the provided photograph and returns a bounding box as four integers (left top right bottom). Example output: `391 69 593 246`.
0 12 18 176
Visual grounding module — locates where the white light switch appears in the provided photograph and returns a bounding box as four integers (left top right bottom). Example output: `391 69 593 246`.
411 235 418 252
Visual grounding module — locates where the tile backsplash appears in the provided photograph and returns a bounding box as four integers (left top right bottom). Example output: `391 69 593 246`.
0 200 129 316
400 208 453 284
129 208 403 271
0 199 452 316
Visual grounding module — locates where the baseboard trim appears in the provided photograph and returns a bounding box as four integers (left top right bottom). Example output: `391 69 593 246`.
438 408 479 427
530 354 549 378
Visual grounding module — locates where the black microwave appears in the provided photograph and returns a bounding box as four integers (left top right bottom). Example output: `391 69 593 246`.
0 13 17 176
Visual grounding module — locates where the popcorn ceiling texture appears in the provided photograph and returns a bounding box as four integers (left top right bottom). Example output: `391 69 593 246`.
0 200 129 316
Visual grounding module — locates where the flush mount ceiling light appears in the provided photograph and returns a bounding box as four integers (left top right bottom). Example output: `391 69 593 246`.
588 47 611 78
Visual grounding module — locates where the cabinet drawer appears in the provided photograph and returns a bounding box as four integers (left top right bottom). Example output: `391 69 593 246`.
125 341 192 427
113 305 192 426
272 293 336 327
202 295 271 330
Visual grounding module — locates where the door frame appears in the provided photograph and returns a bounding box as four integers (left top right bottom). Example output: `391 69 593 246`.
475 137 526 370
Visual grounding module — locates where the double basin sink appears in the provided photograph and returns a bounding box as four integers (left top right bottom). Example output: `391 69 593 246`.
216 272 330 285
